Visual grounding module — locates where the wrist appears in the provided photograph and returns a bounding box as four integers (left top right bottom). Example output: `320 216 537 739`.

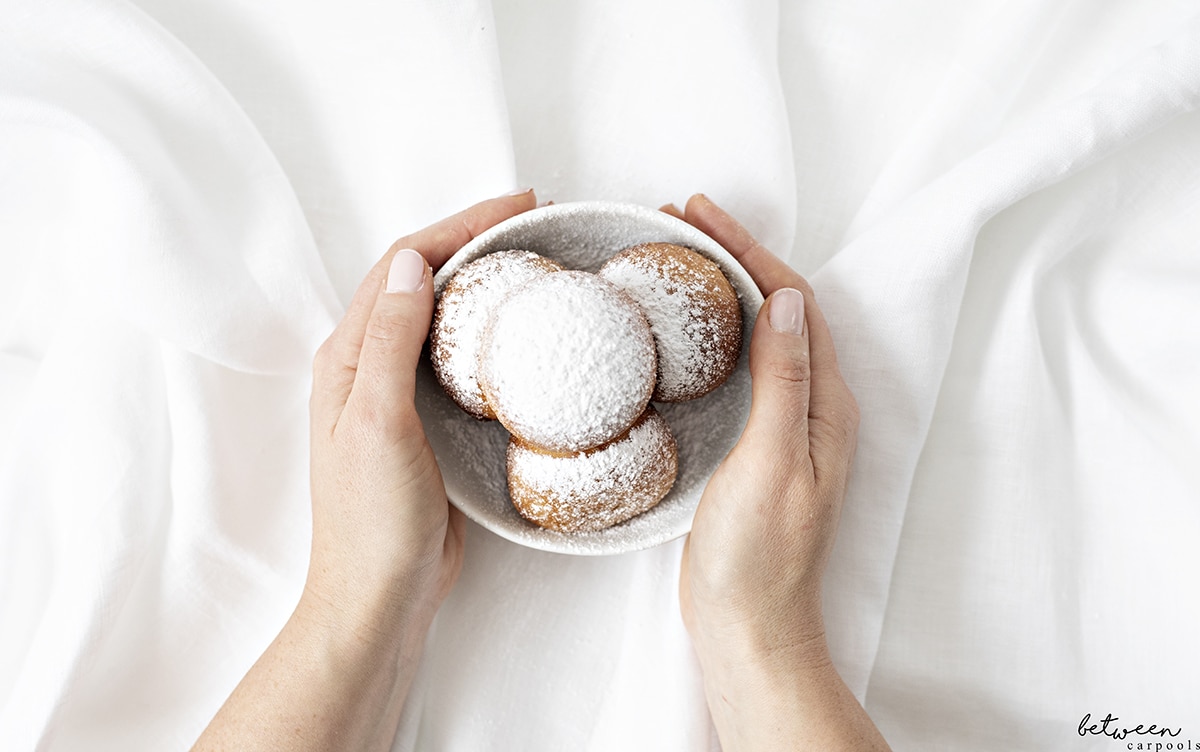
685 589 829 679
300 556 442 662
708 646 846 750
690 620 891 751
692 620 833 699
689 615 838 749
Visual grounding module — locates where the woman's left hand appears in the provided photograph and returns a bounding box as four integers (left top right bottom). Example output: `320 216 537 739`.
195 189 537 752
305 190 535 631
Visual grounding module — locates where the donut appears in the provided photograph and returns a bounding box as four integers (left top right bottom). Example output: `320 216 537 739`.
431 250 563 420
507 407 678 532
598 242 742 402
477 270 657 453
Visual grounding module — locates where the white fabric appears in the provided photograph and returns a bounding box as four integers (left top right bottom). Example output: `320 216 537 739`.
2 0 1198 750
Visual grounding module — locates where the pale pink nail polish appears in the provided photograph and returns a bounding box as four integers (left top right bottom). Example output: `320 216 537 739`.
386 249 426 293
769 288 805 335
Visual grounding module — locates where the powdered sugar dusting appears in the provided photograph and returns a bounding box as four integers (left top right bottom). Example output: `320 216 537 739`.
599 243 742 402
508 408 677 533
415 201 761 555
478 271 656 453
430 250 562 419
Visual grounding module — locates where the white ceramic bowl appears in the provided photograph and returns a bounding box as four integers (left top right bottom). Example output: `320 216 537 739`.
414 201 762 555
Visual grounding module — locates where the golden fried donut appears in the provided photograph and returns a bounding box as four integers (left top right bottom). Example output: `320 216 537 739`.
598 242 742 402
431 250 563 420
506 407 678 532
477 271 657 453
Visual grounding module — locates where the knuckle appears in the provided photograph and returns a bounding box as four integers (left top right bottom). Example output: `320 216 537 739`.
791 275 816 301
312 335 347 381
764 353 812 390
457 215 480 244
362 310 413 351
342 398 394 441
357 400 394 434
811 403 857 454
346 397 420 445
832 408 856 449
387 235 416 258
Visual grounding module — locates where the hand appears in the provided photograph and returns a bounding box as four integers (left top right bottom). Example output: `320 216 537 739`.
305 189 538 634
195 190 538 752
668 195 888 751
672 193 857 667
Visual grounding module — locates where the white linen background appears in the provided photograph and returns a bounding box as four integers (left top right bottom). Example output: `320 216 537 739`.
1 0 1198 750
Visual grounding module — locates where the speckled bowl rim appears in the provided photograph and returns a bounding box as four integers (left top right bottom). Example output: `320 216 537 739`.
415 201 762 555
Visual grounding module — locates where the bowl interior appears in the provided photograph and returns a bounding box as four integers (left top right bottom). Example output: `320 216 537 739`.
414 201 762 555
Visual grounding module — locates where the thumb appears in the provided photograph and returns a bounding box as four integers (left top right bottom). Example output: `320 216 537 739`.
347 248 435 425
741 288 813 470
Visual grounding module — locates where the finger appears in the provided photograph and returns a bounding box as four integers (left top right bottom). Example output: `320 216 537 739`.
311 190 537 431
682 191 843 374
683 193 797 296
405 188 538 272
660 202 685 220
345 189 538 353
356 189 538 329
338 249 434 440
807 366 860 490
739 288 814 477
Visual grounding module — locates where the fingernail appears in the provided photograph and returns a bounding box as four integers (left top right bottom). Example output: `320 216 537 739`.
386 249 426 293
505 187 533 197
769 288 805 335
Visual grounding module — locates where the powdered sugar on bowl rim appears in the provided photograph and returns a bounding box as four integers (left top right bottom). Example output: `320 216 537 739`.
414 201 762 556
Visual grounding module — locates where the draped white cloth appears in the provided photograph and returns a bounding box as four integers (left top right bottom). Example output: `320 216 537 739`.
2 1 1199 749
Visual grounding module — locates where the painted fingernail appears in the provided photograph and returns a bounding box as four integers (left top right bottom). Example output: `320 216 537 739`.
386 249 426 293
505 187 533 196
769 288 805 335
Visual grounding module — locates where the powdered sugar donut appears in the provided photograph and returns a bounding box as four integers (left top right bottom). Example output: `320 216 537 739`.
431 250 563 420
507 407 678 532
598 242 742 402
478 270 657 453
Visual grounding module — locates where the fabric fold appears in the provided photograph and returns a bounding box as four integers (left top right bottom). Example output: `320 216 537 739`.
816 11 1200 698
3 0 1199 749
1 0 336 746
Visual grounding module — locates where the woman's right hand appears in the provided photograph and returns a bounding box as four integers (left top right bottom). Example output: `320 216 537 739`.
671 194 890 751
